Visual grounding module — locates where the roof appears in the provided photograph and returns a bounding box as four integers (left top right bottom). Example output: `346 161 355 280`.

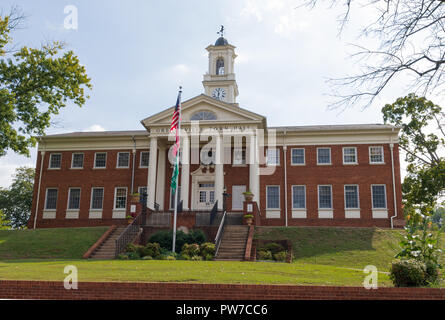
269 124 399 132
215 36 229 46
41 130 148 139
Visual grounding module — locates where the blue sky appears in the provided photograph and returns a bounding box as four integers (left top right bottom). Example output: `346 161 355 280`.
0 0 437 186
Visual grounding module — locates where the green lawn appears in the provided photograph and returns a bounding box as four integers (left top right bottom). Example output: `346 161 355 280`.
0 227 108 259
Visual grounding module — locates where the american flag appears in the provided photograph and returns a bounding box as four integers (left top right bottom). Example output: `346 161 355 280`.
170 88 182 157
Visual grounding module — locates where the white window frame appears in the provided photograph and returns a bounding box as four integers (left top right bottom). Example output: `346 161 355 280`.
317 148 331 165
114 187 128 210
44 188 58 210
139 151 150 168
266 185 280 209
94 152 107 169
116 152 130 168
291 148 305 165
48 153 62 169
291 185 306 209
90 187 104 210
266 148 280 166
71 153 84 169
318 185 333 209
342 147 358 165
344 185 360 209
67 187 81 210
233 148 246 166
369 146 385 164
371 184 387 209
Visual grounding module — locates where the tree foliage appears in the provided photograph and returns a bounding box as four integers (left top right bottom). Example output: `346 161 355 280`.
0 9 92 157
0 166 35 229
0 210 11 230
382 94 444 208
303 0 445 108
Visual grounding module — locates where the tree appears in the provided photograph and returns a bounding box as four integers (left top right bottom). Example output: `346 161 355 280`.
432 203 445 228
382 94 444 209
0 8 92 157
303 1 445 108
0 166 35 229
0 210 11 230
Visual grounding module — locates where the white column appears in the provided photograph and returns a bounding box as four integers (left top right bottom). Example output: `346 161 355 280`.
155 146 165 210
181 135 190 210
214 135 224 210
249 134 260 205
147 137 158 210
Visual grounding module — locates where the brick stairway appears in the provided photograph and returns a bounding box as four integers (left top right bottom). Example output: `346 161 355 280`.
215 225 249 261
90 226 126 260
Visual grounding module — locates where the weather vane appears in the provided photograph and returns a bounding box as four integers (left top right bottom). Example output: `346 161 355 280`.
217 25 224 37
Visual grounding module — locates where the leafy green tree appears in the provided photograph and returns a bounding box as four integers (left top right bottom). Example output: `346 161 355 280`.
432 203 445 228
0 166 35 229
382 94 445 209
0 210 11 230
0 10 92 157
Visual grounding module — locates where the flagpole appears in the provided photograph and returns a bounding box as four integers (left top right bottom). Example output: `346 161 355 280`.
172 86 182 253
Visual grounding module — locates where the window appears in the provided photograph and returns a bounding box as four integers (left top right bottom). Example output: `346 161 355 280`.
90 188 104 210
68 188 81 210
45 188 58 210
71 153 84 168
266 149 280 165
318 185 332 209
191 111 217 121
49 154 62 169
266 186 280 209
372 185 387 209
317 148 331 164
117 152 130 168
369 146 384 164
292 186 306 209
114 187 127 210
343 147 357 164
94 153 107 168
170 187 181 209
344 185 359 209
291 148 305 165
216 58 224 75
233 148 246 165
140 151 150 167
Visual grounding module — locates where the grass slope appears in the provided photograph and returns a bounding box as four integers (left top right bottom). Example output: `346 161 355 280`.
0 227 108 260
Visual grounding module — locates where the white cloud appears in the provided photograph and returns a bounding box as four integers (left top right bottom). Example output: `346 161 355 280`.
83 124 106 132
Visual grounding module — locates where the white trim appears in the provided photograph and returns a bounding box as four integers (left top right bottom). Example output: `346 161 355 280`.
344 184 360 209
291 185 306 209
372 210 388 219
44 188 58 211
89 211 102 219
266 148 280 166
70 153 84 169
342 147 358 165
318 210 334 219
371 184 387 209
369 146 385 164
65 211 79 219
48 153 62 169
116 152 130 168
139 151 150 168
42 211 56 219
317 185 333 209
113 186 128 210
266 185 280 210
345 210 361 219
266 210 281 219
90 187 104 210
93 152 107 169
292 210 307 219
290 148 305 165
67 187 81 210
316 147 331 165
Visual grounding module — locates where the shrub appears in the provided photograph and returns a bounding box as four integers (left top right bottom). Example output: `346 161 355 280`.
257 250 272 260
188 229 206 245
425 261 440 285
200 242 215 257
389 259 427 287
127 252 140 260
181 243 200 257
204 254 214 261
263 243 285 254
142 255 153 260
143 242 161 258
166 255 176 260
191 255 202 261
148 229 207 251
125 243 138 253
117 253 129 260
179 253 191 261
273 251 287 262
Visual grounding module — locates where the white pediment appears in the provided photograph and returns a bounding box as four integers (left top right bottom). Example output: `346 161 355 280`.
141 94 266 128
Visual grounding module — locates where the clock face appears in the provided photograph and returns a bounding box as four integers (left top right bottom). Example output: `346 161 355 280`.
212 88 226 100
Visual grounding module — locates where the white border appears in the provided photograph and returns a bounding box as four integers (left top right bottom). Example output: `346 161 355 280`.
290 148 305 165
316 147 331 165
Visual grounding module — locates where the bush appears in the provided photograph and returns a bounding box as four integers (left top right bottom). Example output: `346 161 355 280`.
389 259 427 287
200 242 215 257
125 243 138 253
142 255 153 260
166 255 176 260
425 261 440 284
273 251 287 262
117 253 129 260
127 252 140 260
179 253 191 261
263 243 285 254
142 243 161 258
181 243 200 257
204 254 214 261
148 229 207 251
191 255 202 261
188 230 206 245
257 250 273 260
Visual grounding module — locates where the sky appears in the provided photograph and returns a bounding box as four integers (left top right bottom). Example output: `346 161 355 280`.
0 0 442 187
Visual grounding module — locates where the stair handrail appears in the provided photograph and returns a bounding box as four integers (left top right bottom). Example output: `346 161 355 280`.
115 213 144 257
214 210 227 256
209 200 218 225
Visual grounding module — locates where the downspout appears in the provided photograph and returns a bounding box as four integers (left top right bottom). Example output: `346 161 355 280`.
389 130 398 229
33 138 45 229
283 130 288 227
131 136 136 194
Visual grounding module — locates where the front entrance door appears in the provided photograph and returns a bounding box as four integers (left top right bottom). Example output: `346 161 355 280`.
232 185 246 210
196 182 215 210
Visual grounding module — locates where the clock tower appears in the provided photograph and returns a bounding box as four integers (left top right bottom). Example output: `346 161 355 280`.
203 27 239 104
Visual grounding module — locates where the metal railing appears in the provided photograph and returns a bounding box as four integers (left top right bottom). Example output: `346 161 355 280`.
115 213 144 257
209 201 218 225
214 210 227 256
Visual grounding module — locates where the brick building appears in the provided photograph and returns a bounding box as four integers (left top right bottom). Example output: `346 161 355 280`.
29 35 404 229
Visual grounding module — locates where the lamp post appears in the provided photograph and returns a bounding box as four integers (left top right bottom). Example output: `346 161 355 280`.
222 186 230 213
140 191 147 226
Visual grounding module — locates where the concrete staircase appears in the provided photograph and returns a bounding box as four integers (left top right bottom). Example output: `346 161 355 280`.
215 225 249 261
90 226 126 260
